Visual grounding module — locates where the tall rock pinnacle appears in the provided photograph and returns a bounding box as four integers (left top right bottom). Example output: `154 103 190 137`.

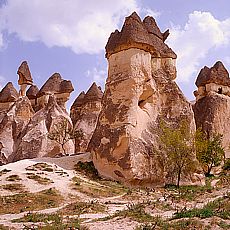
70 82 103 152
88 12 201 187
193 61 230 158
17 61 33 96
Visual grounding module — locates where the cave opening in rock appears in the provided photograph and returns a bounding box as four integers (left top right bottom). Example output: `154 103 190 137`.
218 87 222 94
138 99 145 107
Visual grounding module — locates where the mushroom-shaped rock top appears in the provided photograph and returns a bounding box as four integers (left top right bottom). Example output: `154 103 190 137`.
17 61 33 85
105 12 176 59
195 61 229 87
37 73 74 97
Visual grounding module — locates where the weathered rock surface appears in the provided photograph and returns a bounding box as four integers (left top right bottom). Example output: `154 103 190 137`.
0 82 19 121
17 61 33 85
26 85 39 111
0 82 19 103
88 12 199 187
37 73 74 110
9 95 74 162
70 82 103 152
196 61 229 87
105 12 176 60
193 61 230 158
0 96 34 162
17 61 33 96
0 64 75 163
0 142 7 165
26 85 39 99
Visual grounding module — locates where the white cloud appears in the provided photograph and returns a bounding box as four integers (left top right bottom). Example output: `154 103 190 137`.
86 67 107 86
167 11 230 82
142 8 160 19
0 0 140 54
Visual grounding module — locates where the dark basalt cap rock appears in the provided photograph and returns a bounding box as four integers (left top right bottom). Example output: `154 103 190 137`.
84 82 103 102
26 85 39 100
0 82 19 103
37 73 74 97
105 12 176 59
17 61 33 85
195 61 230 87
71 91 86 109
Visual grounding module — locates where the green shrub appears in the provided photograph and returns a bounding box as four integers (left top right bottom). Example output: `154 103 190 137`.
174 195 230 220
13 213 89 230
74 161 99 179
223 159 230 170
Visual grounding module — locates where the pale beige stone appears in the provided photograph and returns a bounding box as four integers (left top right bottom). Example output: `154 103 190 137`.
88 47 198 187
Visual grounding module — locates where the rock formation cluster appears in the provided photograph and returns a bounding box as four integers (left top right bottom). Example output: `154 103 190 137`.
193 61 230 158
0 62 75 164
0 12 229 187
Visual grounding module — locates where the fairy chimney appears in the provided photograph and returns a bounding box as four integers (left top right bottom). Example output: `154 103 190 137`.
88 12 201 187
17 61 33 96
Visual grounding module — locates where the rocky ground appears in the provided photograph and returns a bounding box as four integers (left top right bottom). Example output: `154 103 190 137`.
0 154 229 230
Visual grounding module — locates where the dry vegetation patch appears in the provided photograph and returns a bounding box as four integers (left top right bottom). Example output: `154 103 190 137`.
0 169 11 176
26 163 54 172
0 188 63 214
59 200 106 216
6 174 21 182
1 183 25 192
12 212 89 230
26 172 53 185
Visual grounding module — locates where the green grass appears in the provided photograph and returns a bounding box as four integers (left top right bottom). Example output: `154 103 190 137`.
222 159 230 170
218 220 230 229
13 212 89 230
217 173 230 188
74 161 99 180
59 200 106 216
173 194 230 220
136 218 206 230
26 172 53 185
0 188 63 214
164 184 213 201
71 176 129 198
98 202 154 223
13 212 61 223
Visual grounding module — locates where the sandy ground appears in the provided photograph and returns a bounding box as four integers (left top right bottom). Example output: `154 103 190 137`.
0 154 229 230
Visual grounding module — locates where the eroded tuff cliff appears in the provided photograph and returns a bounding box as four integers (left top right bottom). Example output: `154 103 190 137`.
9 95 74 162
70 82 103 152
0 96 34 163
193 61 230 158
0 82 19 120
88 12 199 187
0 61 75 163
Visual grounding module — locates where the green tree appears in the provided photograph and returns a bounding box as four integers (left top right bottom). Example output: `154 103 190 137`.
195 128 225 177
160 121 196 187
48 118 84 155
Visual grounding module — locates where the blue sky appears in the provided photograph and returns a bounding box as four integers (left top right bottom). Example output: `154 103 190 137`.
0 0 229 108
